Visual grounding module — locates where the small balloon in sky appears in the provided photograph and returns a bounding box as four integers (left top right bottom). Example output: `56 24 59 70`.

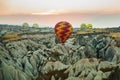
54 21 73 43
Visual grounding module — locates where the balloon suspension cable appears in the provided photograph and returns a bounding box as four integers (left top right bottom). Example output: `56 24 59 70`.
61 43 65 45
61 42 69 54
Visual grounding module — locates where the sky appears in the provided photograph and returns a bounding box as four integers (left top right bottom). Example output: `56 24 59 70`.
0 0 120 28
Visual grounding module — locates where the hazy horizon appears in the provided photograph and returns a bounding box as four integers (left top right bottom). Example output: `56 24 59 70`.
0 0 120 28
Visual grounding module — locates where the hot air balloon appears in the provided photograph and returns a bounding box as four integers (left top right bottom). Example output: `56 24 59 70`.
54 21 73 44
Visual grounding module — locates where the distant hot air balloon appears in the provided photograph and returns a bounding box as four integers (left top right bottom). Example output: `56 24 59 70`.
54 21 73 43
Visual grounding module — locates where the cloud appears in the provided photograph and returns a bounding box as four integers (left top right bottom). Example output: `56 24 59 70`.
1 0 120 15
32 10 60 15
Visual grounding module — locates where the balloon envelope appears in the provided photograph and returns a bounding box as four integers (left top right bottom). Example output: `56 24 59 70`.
54 21 73 43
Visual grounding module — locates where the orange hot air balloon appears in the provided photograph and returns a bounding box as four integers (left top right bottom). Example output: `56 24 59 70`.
54 21 73 43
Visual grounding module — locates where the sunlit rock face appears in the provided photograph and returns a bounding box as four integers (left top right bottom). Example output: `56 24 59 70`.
0 27 120 80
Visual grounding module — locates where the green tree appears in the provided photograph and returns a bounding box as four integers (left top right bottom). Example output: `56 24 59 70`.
87 24 93 29
80 23 87 30
32 23 39 28
22 23 29 28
